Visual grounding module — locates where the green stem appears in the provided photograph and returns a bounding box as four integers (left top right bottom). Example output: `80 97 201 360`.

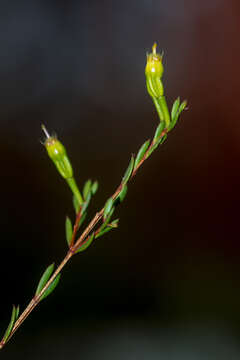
66 177 83 205
152 96 170 128
152 97 164 122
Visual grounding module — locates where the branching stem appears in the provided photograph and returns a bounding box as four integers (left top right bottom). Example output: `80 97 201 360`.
0 129 167 349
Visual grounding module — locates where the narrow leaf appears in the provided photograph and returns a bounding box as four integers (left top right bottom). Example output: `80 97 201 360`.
103 207 115 226
104 197 114 220
95 226 112 238
153 121 165 142
171 97 180 122
108 219 119 228
118 185 128 203
78 211 87 229
3 306 16 342
40 274 61 301
81 192 91 214
98 207 115 235
65 216 73 247
134 140 150 169
169 100 187 131
76 233 95 253
95 219 119 239
15 306 20 321
159 134 167 144
122 156 134 185
83 179 92 200
179 99 187 113
146 137 162 158
91 181 99 195
73 195 81 214
35 263 55 296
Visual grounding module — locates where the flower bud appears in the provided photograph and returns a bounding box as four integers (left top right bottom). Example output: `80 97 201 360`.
42 125 73 179
145 43 164 98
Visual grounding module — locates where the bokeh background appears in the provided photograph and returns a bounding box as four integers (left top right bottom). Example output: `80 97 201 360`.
1 0 240 358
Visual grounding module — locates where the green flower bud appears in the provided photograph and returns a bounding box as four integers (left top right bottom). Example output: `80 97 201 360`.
145 43 164 98
42 125 73 179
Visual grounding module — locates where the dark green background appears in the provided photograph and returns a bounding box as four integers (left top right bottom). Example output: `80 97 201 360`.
1 0 240 358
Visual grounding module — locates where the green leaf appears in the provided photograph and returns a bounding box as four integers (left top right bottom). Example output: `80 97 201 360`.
122 156 134 185
169 99 187 131
118 185 128 203
153 121 165 142
95 219 119 239
109 219 119 228
76 233 95 253
3 306 16 342
179 99 187 113
171 97 180 123
81 192 91 214
40 274 61 301
95 227 112 238
78 211 87 229
15 306 20 321
73 195 81 214
159 134 167 144
146 137 162 158
83 179 92 200
104 207 115 225
104 197 114 220
65 216 73 247
99 207 115 234
91 181 99 195
134 140 150 169
35 263 55 296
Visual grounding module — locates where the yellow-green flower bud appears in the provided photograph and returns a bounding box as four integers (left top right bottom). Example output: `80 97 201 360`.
42 125 73 179
145 43 164 98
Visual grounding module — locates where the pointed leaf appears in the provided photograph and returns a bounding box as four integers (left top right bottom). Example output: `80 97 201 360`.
179 99 187 112
95 219 119 239
134 140 150 169
91 181 98 195
3 306 16 342
65 216 73 247
171 97 180 122
40 273 61 301
104 197 114 220
81 192 91 214
15 306 20 321
153 121 165 142
95 226 112 238
146 137 162 158
103 207 115 227
76 233 95 253
78 211 87 229
159 134 167 144
122 156 134 185
83 179 92 200
109 219 119 228
118 185 128 203
35 263 55 296
169 100 187 131
73 195 81 214
98 207 115 234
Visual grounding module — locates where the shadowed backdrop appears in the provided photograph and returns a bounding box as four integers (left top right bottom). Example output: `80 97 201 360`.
1 0 240 358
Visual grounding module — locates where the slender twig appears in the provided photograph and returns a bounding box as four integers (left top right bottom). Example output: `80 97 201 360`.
0 129 167 349
69 207 82 248
1 43 188 350
3 251 71 345
132 129 167 177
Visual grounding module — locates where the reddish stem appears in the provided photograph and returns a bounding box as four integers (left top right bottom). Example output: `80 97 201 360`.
0 129 167 349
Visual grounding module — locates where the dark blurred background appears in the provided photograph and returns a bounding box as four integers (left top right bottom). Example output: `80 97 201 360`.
1 0 240 358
